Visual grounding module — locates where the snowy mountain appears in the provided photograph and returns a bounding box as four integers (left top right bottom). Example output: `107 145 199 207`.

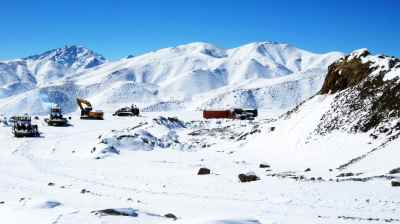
243 49 400 177
0 45 106 99
1 49 400 224
0 42 342 115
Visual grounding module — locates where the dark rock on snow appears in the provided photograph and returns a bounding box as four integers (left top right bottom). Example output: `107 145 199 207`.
238 172 259 182
164 213 178 220
391 180 400 187
389 167 400 174
259 163 270 168
198 167 211 175
92 208 138 217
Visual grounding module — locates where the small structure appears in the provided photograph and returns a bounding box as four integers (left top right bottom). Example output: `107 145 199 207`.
12 115 40 137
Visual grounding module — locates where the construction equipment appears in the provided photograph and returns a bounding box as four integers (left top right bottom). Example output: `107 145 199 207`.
203 108 258 120
76 98 104 120
231 108 258 120
113 105 140 117
44 105 68 126
12 115 40 137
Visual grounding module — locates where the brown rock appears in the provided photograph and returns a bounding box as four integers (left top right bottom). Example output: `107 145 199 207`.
238 173 259 182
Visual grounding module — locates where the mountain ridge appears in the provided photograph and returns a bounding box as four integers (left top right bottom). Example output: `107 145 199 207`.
0 41 343 115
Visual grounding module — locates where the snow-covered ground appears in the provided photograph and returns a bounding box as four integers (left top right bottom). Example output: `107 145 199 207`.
0 110 399 224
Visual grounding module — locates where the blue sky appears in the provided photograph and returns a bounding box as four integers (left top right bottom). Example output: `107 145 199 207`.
0 0 398 60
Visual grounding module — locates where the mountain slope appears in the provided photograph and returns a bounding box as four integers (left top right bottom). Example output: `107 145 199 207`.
0 42 342 115
242 49 400 177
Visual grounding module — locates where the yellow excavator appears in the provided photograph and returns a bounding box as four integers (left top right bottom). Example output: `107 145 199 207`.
76 98 104 120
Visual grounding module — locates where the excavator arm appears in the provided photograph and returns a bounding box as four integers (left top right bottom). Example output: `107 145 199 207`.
77 98 93 112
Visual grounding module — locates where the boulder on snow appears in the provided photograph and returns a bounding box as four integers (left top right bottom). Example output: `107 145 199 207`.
164 213 178 220
259 163 270 168
238 172 259 182
198 167 211 175
80 189 90 194
391 180 400 187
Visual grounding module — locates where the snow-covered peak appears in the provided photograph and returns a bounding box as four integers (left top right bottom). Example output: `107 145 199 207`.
347 48 370 61
20 45 107 85
24 45 106 69
0 41 344 115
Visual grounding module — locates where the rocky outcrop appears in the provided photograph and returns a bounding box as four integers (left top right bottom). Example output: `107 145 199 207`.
316 49 400 138
320 49 372 94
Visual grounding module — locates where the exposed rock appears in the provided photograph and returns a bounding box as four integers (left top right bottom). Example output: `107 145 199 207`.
337 172 354 177
80 189 90 194
320 49 371 94
164 213 178 220
391 180 400 187
238 172 259 182
389 167 400 174
315 50 400 140
92 208 138 217
259 163 270 168
304 168 311 172
197 167 211 175
48 182 55 186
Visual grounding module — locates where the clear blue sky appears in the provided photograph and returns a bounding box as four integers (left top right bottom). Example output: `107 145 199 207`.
0 0 398 60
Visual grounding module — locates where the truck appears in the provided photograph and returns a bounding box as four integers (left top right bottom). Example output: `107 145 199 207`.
203 108 258 120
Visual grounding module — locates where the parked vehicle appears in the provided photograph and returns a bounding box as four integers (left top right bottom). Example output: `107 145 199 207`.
12 115 40 137
113 105 140 117
203 108 257 120
44 105 68 126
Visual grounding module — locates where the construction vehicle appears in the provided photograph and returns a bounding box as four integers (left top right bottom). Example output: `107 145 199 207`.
44 105 68 126
203 108 258 120
76 98 104 120
231 108 258 120
12 115 40 137
113 105 140 117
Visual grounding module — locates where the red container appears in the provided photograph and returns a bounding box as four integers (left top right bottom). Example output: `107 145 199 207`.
203 110 233 119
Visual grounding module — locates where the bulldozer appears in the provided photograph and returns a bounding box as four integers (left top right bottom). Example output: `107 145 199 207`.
113 105 140 117
12 115 40 137
44 105 68 126
76 98 104 120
